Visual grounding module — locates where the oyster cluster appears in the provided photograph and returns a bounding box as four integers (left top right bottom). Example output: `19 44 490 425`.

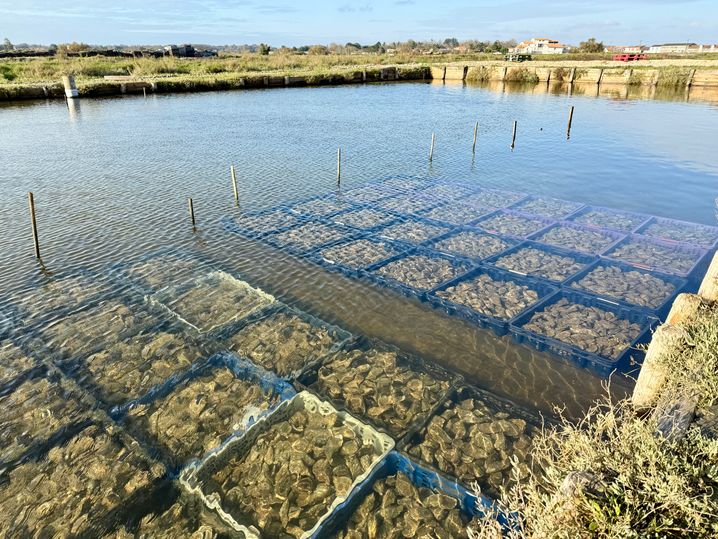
272 222 347 252
420 204 489 226
408 397 534 498
375 255 468 292
571 265 676 309
535 226 616 254
125 367 277 465
206 408 381 537
377 196 435 215
0 375 95 464
314 348 451 437
476 213 547 238
465 190 524 209
522 299 643 359
494 247 586 282
345 185 393 203
436 274 539 320
334 208 397 230
291 197 354 218
82 330 208 406
0 424 164 537
320 239 398 270
433 231 512 260
642 221 718 247
224 310 344 377
512 197 582 219
152 273 274 333
607 240 699 275
334 472 470 539
572 209 646 233
123 255 209 292
16 274 109 320
420 183 474 202
40 300 151 361
234 209 299 236
381 178 427 191
377 220 449 244
0 342 36 386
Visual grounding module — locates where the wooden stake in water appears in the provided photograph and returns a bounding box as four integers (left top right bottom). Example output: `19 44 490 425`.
143 87 147 99
230 165 239 204
429 132 436 162
188 197 196 229
511 120 517 149
28 192 40 259
336 147 341 185
472 122 479 154
566 105 575 139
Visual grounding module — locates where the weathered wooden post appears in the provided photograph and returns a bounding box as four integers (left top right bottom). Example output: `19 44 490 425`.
429 132 436 162
472 122 479 154
143 87 147 99
567 105 575 139
510 121 517 149
336 147 342 185
188 198 196 229
62 75 79 99
230 165 239 205
28 192 41 259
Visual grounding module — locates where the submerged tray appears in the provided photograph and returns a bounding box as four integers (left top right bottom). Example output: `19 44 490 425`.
567 205 651 234
179 391 394 539
603 234 710 278
636 216 718 249
309 234 409 277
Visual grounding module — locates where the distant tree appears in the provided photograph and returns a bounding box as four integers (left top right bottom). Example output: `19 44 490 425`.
345 42 361 50
443 37 459 48
2 38 13 51
579 37 604 53
258 43 271 55
308 45 329 55
297 45 310 52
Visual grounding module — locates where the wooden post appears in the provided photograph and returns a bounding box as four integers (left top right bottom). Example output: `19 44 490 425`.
429 132 435 162
566 105 575 139
28 192 40 259
143 87 147 98
188 198 196 229
472 122 479 154
230 165 239 205
336 147 341 185
61 75 78 99
510 121 517 149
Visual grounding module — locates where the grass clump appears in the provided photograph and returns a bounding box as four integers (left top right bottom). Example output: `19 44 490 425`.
466 66 492 83
505 67 539 84
657 68 693 88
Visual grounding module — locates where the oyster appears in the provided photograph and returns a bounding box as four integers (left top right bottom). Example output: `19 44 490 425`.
607 239 700 275
464 190 525 209
124 367 278 465
476 212 547 238
374 255 469 292
376 195 436 215
420 204 491 226
419 183 474 202
150 272 274 334
205 407 381 537
571 209 646 233
333 208 397 230
334 472 470 539
534 225 616 254
0 342 36 387
377 220 450 245
642 220 718 247
433 231 512 260
223 310 345 377
408 396 535 498
494 247 587 282
314 348 451 437
0 424 164 537
291 197 354 218
320 239 398 270
14 274 110 322
436 273 540 319
522 298 643 359
571 265 676 309
511 197 582 219
271 222 347 252
344 185 394 203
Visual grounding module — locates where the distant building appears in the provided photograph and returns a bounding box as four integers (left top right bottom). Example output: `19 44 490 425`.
511 38 567 55
647 43 693 54
605 45 646 54
163 44 196 57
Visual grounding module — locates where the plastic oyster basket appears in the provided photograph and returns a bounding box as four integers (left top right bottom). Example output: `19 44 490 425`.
342 183 397 204
602 234 710 279
426 265 559 337
416 202 495 227
509 288 658 377
262 220 358 257
215 302 356 381
221 207 305 239
566 205 651 234
315 450 503 539
362 246 479 301
327 206 403 233
298 336 462 442
111 351 296 473
179 391 394 539
472 209 556 240
424 226 520 263
286 193 360 219
563 259 688 317
147 270 276 335
507 194 585 220
464 187 528 210
528 221 626 256
484 240 598 285
636 216 718 249
308 233 410 278
373 215 453 247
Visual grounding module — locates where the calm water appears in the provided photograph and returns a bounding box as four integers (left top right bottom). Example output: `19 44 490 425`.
1 81 718 419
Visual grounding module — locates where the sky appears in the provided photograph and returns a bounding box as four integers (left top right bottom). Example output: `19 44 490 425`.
0 0 716 47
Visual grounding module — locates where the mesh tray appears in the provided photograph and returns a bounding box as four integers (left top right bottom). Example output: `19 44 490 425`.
472 209 555 240
223 207 305 239
529 221 625 255
508 195 585 220
179 391 394 539
567 205 651 234
262 220 358 256
424 226 520 263
603 234 710 278
427 266 559 337
308 234 410 277
287 193 360 219
636 216 718 249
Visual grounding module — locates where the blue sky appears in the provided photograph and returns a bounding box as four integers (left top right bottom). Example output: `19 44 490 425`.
0 0 715 46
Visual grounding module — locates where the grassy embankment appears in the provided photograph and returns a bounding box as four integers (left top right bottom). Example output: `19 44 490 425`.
473 287 718 536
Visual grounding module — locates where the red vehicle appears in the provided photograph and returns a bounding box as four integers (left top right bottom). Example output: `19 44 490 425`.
612 53 648 62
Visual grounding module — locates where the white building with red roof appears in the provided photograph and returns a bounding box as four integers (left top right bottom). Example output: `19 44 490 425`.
511 38 567 54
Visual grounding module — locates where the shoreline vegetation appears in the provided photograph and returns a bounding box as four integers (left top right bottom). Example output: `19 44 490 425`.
2 54 718 101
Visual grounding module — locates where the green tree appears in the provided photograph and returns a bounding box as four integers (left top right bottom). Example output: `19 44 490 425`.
2 38 13 51
443 37 459 48
579 37 604 53
258 43 270 55
308 45 329 55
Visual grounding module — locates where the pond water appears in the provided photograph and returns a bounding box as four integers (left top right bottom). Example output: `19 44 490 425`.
1 80 717 535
